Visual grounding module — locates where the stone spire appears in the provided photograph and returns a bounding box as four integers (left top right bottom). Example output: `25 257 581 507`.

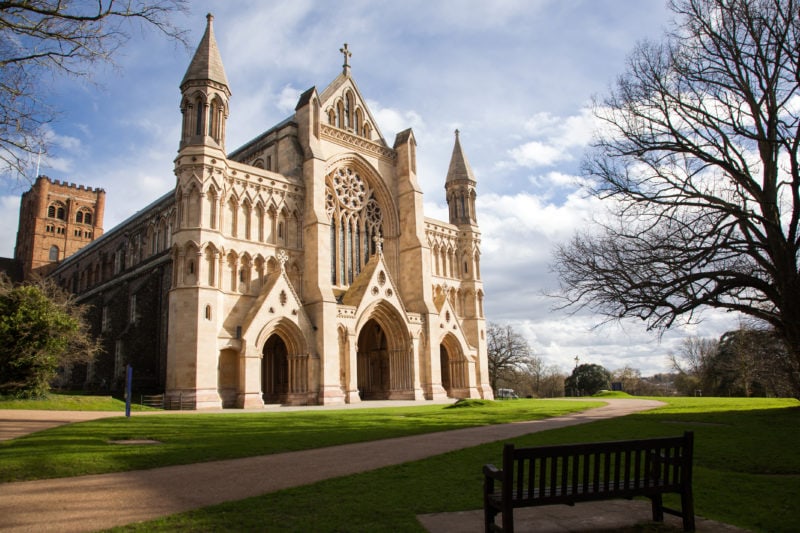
445 129 476 185
181 13 230 92
445 129 477 225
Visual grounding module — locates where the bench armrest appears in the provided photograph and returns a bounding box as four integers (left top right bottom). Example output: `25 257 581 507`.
483 464 503 481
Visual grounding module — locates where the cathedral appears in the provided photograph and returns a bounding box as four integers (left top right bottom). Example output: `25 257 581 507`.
15 14 492 408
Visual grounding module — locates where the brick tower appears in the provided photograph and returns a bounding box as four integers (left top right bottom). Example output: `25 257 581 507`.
14 176 105 279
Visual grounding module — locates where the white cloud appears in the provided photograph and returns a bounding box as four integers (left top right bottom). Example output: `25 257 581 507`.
368 101 426 141
0 196 20 259
278 85 304 114
509 141 569 168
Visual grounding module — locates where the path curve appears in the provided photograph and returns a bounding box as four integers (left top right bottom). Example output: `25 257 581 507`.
0 399 663 532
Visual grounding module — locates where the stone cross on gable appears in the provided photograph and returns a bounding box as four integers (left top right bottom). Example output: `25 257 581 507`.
340 43 352 75
373 234 383 255
277 249 288 271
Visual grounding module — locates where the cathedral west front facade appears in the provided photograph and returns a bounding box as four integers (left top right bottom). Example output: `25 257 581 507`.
23 15 492 408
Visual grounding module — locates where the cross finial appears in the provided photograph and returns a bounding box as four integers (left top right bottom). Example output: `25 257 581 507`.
373 234 384 255
340 43 352 75
277 249 289 271
455 129 460 140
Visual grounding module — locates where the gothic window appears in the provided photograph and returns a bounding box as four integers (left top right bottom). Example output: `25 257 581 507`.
84 211 92 225
354 108 363 136
76 211 83 223
206 247 217 287
194 95 205 136
114 340 124 378
337 100 345 129
255 204 265 242
48 245 59 262
129 294 137 324
207 190 218 229
344 91 354 129
326 166 383 287
205 305 212 320
208 96 223 142
242 202 252 240
227 197 238 237
266 155 272 171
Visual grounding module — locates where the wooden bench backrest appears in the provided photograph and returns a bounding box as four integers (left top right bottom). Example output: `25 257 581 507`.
502 432 693 505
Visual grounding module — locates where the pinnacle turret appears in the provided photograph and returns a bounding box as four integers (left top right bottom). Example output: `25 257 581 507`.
181 13 230 94
445 130 477 225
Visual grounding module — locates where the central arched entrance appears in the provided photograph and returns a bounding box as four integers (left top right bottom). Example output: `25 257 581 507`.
356 308 414 400
262 334 288 404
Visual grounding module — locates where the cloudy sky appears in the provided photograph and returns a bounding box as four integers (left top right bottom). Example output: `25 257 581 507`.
0 0 742 375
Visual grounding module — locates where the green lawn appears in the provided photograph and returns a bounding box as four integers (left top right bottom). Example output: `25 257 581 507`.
2 396 797 532
0 392 154 411
107 397 799 533
0 398 599 481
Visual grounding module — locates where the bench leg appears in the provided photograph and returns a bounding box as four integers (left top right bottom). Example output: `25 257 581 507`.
651 494 664 523
502 506 515 533
681 490 696 531
484 505 497 532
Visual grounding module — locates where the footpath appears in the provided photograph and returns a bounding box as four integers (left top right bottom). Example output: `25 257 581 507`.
0 400 747 532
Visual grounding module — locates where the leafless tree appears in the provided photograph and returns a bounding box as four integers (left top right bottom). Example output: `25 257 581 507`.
486 322 536 393
668 336 719 395
0 0 187 180
552 0 800 398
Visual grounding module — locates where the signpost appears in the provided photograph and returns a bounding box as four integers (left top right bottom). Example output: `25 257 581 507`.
125 364 133 417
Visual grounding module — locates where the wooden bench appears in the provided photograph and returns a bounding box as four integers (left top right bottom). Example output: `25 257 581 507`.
483 432 695 532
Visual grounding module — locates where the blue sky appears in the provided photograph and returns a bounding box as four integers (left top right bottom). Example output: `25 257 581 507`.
0 0 741 375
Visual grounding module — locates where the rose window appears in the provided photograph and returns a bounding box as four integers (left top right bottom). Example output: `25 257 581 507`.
332 167 366 210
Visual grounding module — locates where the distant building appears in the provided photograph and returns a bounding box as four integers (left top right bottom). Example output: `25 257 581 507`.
13 176 105 280
13 14 492 408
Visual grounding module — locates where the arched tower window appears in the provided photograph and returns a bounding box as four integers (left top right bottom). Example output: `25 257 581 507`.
326 166 383 287
48 202 66 220
49 245 59 262
194 95 205 136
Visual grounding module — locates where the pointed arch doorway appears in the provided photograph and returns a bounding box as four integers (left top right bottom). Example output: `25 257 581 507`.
356 314 414 400
440 334 469 398
262 334 288 404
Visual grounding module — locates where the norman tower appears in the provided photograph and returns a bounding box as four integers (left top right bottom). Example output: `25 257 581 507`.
14 176 105 280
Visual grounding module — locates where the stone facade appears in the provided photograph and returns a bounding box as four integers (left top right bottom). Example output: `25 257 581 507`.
42 14 491 408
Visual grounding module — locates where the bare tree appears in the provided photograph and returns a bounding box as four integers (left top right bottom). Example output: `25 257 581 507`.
486 322 536 393
669 336 718 395
552 0 800 398
0 0 187 180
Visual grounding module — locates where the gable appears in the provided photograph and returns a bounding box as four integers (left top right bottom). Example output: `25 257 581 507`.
240 258 311 346
340 251 407 319
318 73 386 146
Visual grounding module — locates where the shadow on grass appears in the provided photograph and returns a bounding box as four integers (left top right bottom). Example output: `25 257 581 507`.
110 398 800 533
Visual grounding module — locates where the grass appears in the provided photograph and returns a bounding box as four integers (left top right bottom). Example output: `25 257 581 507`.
3 396 798 532
105 397 799 533
0 392 154 411
0 399 599 481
